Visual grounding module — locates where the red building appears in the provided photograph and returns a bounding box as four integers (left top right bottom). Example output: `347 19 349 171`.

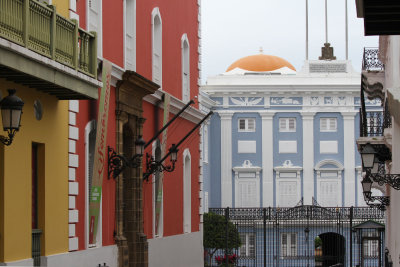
69 0 204 266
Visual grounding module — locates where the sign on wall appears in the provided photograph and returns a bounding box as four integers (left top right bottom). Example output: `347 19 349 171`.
89 59 112 244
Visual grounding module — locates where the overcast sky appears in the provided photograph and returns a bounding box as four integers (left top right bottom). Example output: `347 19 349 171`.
200 0 378 83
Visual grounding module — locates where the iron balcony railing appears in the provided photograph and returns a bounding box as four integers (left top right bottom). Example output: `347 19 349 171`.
0 0 97 77
362 47 384 71
359 86 391 137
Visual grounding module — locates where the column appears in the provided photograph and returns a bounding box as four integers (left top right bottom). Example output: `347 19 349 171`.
301 112 315 205
261 112 275 207
219 112 234 207
342 112 357 206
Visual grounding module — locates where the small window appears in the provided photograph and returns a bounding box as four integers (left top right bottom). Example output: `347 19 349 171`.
240 233 256 258
279 118 296 132
281 233 297 257
238 118 255 132
320 118 337 132
363 232 379 258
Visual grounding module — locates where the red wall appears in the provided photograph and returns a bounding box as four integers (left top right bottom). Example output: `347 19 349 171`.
76 0 201 244
136 0 199 104
138 0 201 238
142 103 201 238
75 89 117 250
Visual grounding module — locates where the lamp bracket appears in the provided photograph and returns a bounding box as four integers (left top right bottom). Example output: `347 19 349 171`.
0 130 16 146
365 195 390 211
143 153 176 181
107 146 141 179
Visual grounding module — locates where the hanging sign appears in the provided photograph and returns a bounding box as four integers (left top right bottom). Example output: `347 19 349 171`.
88 59 112 244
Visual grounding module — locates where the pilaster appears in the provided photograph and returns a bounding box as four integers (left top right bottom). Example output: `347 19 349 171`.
301 111 315 205
260 112 275 206
218 111 234 207
342 111 357 206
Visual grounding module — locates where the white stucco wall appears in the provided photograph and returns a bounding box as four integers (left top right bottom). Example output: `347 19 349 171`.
43 245 117 267
148 232 203 267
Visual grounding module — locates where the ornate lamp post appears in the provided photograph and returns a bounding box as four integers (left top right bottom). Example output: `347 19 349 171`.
0 89 24 146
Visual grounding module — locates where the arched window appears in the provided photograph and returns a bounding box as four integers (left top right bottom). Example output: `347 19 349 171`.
85 120 102 247
183 149 191 233
315 160 344 207
87 0 102 57
125 0 136 70
181 34 190 102
152 8 162 86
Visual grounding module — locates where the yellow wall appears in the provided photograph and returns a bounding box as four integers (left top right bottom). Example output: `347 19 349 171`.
52 0 70 18
0 79 69 262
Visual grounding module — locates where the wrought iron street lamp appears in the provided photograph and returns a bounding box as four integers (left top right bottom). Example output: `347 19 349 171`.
0 89 24 146
361 175 373 200
360 143 400 190
361 174 390 211
360 143 376 169
143 144 178 181
108 136 146 179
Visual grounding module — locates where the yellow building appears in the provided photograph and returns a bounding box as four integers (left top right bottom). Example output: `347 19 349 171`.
0 0 98 265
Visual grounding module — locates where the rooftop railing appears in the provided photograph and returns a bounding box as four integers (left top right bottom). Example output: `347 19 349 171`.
0 0 97 77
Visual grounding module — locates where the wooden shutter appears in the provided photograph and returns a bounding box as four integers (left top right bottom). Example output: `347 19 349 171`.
125 0 135 70
288 118 295 131
279 181 297 207
89 0 101 56
248 119 255 131
319 180 338 207
329 118 337 130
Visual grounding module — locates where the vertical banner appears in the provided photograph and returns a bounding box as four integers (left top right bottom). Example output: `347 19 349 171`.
89 59 112 244
155 94 170 235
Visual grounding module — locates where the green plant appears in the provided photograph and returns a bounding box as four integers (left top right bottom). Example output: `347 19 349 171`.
314 236 322 249
203 212 241 266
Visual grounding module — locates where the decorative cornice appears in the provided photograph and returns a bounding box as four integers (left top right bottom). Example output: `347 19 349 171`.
233 160 261 172
144 90 206 123
315 159 344 170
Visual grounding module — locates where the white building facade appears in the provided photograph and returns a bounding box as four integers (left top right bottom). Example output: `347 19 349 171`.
201 53 376 210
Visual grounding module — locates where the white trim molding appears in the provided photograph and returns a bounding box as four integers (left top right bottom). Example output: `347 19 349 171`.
233 160 261 208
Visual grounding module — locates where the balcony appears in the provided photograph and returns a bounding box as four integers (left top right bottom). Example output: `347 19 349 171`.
0 0 99 99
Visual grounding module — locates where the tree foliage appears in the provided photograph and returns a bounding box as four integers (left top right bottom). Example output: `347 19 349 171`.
203 212 242 265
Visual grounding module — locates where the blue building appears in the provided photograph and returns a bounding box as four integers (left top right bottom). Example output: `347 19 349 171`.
200 53 386 266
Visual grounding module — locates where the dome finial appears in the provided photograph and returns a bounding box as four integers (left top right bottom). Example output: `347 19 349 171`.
259 47 264 54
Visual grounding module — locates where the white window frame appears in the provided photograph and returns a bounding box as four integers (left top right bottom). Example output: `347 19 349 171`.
233 160 261 208
87 0 103 58
240 233 256 258
85 120 102 248
279 118 296 132
124 0 136 71
281 233 297 257
183 149 191 233
181 34 190 102
362 232 379 258
315 160 344 207
151 8 162 86
238 118 256 132
274 161 302 207
320 117 337 132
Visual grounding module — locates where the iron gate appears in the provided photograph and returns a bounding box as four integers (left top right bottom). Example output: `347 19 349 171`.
204 204 385 267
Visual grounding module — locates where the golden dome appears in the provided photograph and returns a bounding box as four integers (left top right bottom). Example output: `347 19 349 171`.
226 54 296 72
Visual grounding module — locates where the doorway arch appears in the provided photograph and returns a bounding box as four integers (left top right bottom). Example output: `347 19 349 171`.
319 232 345 266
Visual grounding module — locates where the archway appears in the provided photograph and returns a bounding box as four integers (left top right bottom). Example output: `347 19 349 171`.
319 232 345 267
